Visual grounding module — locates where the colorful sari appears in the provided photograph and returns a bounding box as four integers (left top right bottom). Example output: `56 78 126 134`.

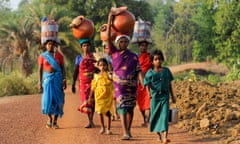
144 67 173 133
41 51 65 117
76 54 96 113
108 44 141 109
137 52 151 111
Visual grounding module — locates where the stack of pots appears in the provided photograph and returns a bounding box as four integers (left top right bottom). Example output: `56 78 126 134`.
100 6 135 42
41 18 59 44
70 16 94 39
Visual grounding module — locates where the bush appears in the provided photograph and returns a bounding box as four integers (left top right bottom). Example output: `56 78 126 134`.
207 74 222 85
0 72 38 97
224 67 240 81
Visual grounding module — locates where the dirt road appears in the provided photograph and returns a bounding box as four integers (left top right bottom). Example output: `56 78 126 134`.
0 87 218 144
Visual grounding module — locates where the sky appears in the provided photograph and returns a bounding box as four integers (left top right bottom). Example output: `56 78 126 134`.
9 0 21 10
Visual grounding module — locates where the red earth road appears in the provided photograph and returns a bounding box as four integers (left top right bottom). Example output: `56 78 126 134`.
0 87 219 144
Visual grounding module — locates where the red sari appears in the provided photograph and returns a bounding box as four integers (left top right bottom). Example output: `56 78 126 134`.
137 52 151 111
77 54 96 113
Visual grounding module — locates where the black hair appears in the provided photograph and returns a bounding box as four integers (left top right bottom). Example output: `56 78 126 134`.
80 41 91 47
94 58 109 73
138 41 149 46
44 40 57 46
97 58 109 66
150 49 164 62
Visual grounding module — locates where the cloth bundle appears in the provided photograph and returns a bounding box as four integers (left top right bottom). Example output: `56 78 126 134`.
131 18 152 44
41 17 59 44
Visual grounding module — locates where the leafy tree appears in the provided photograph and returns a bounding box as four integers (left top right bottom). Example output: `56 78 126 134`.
24 1 79 77
0 1 74 76
191 0 216 61
152 0 176 63
152 0 217 64
35 0 154 47
213 0 240 68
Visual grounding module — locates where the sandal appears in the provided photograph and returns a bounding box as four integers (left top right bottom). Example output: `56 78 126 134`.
85 122 95 128
128 132 132 138
99 128 105 134
162 139 171 144
106 129 112 135
53 122 59 129
45 122 52 128
141 123 148 127
120 134 130 140
157 132 162 142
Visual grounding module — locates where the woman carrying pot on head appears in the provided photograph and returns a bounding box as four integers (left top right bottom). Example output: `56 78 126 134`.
136 41 152 127
106 12 144 140
72 38 97 128
38 39 67 129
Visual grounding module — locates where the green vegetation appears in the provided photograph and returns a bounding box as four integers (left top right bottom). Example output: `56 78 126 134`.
174 70 219 84
0 0 239 96
0 72 38 97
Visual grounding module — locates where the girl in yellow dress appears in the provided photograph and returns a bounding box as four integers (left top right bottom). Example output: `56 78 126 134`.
88 58 114 135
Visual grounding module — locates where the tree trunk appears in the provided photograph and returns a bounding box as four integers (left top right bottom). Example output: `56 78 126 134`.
19 49 33 77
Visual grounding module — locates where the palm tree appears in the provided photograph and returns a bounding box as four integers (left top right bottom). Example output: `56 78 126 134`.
0 39 15 74
0 18 34 77
25 2 82 76
0 2 77 77
26 2 80 53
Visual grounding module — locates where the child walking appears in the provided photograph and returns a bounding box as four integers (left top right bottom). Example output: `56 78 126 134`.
103 44 120 121
144 50 176 144
88 58 114 135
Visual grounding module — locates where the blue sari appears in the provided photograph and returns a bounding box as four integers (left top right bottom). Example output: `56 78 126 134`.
41 51 65 117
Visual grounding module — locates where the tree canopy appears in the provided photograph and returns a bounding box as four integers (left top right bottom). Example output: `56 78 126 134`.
0 0 239 77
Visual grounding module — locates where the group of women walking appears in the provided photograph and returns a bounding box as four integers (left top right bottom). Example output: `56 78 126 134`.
38 9 176 144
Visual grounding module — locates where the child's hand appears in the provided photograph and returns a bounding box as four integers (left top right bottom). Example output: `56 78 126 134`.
116 97 121 103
